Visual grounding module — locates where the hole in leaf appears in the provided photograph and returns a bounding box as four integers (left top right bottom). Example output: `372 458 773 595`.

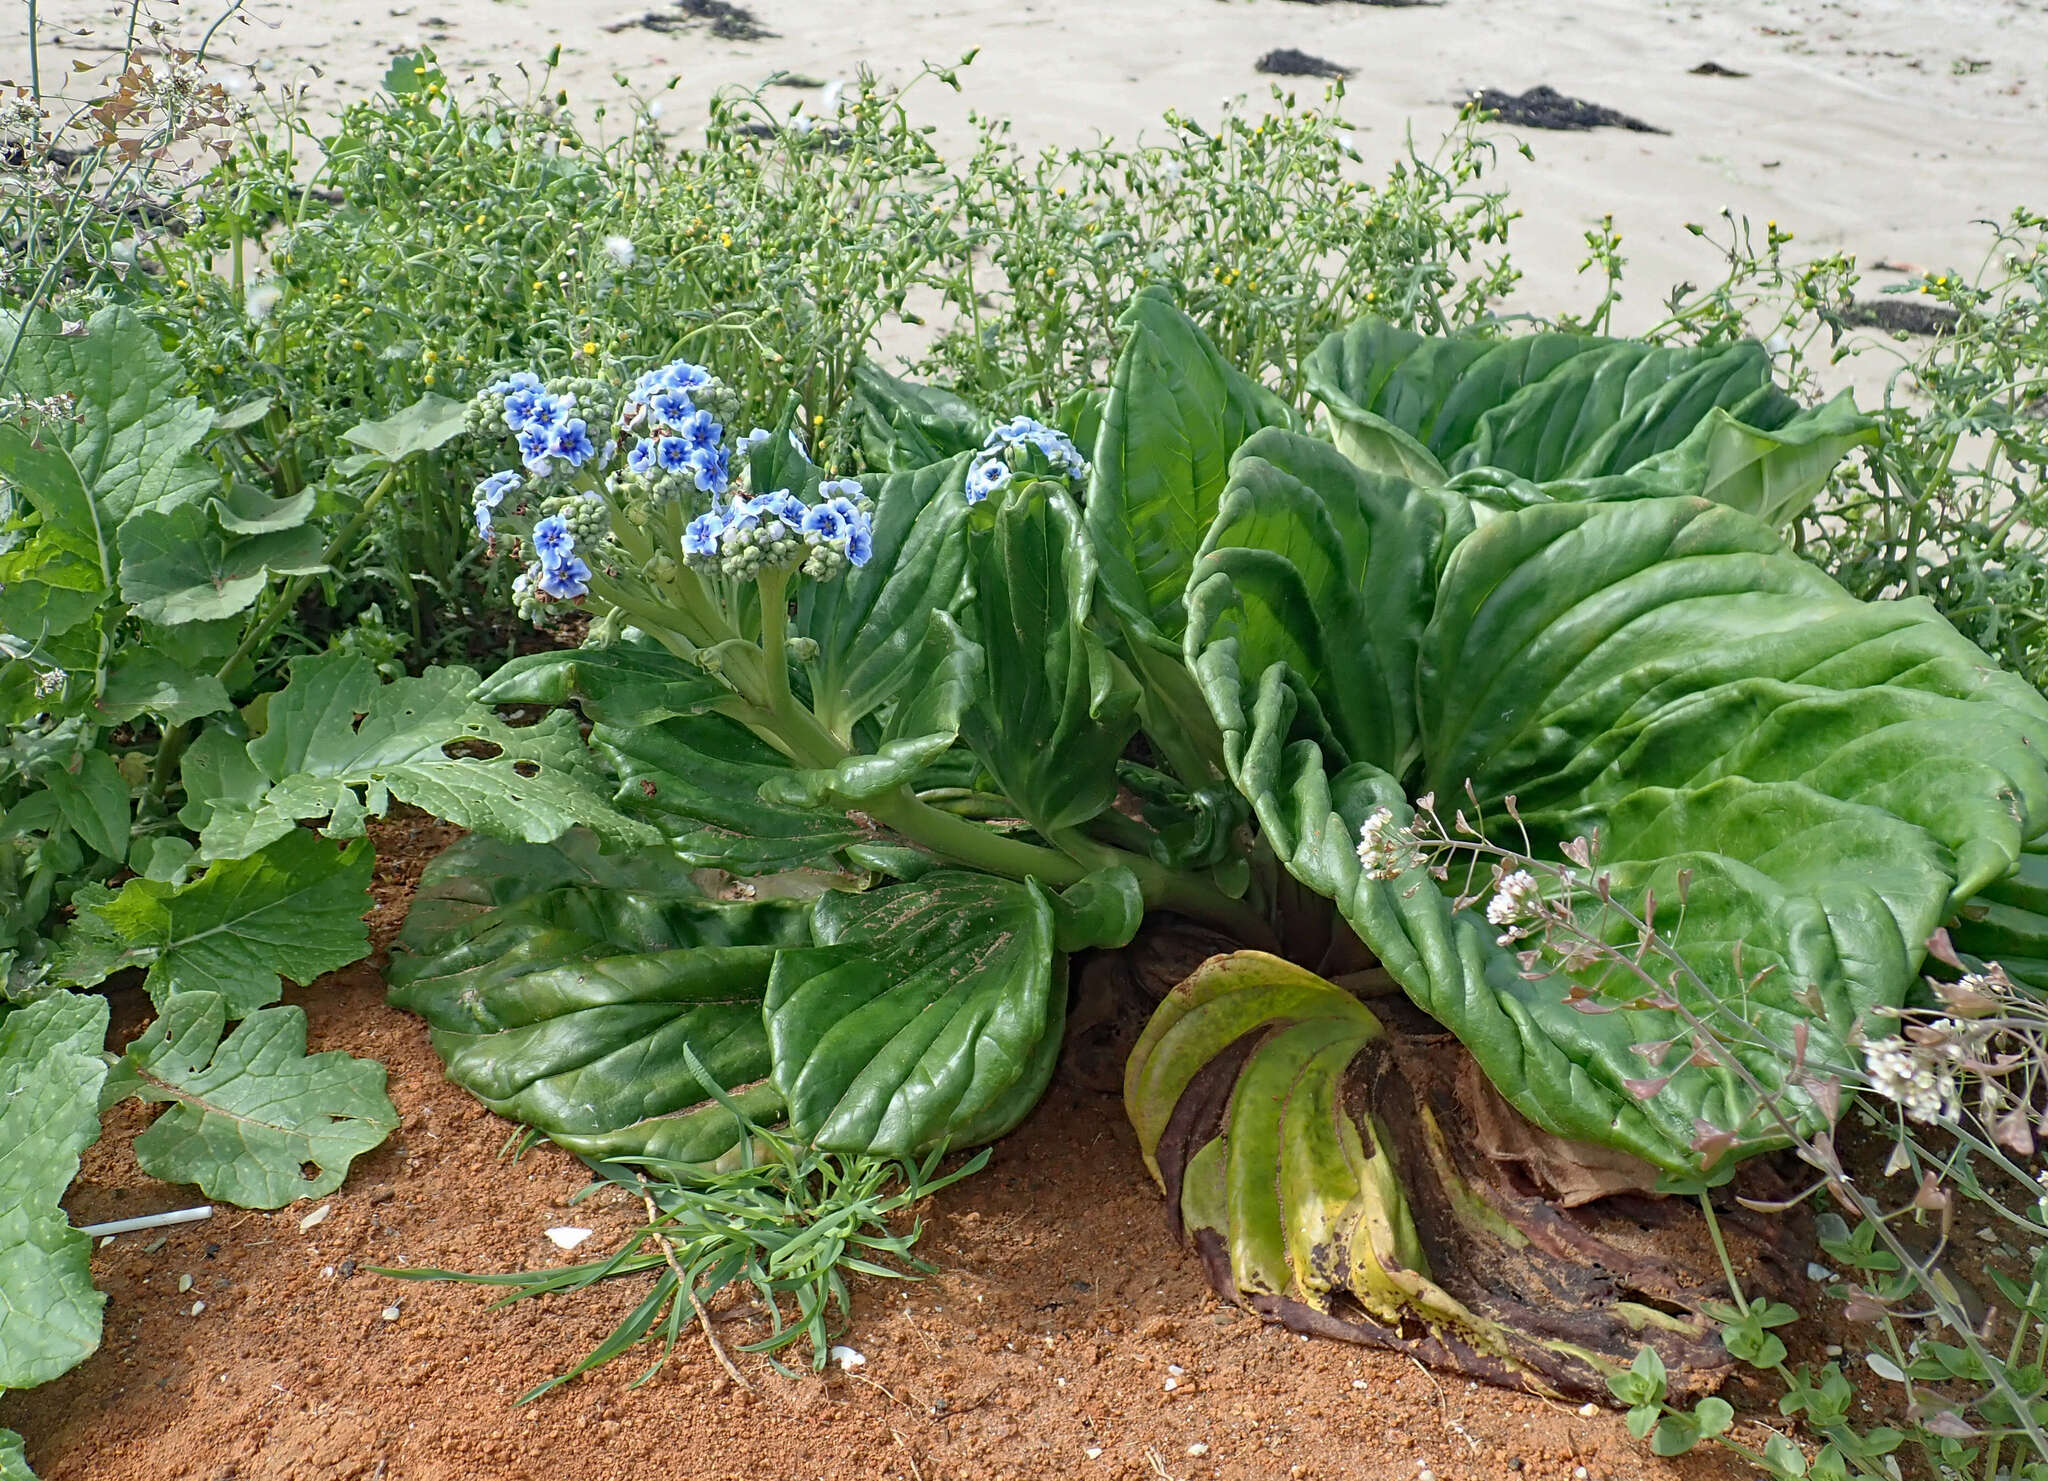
442 737 504 761
300 1161 321 1181
512 760 540 779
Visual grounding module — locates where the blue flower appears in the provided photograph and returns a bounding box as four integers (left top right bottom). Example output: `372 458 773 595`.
677 408 723 452
683 510 724 557
474 501 495 539
627 437 660 478
844 506 874 568
722 495 761 539
523 392 574 435
501 384 547 431
688 445 731 495
817 477 864 501
549 418 597 468
474 469 521 507
800 500 850 542
532 514 576 570
537 555 592 600
986 415 1045 448
654 436 694 474
964 457 1012 505
517 426 555 474
646 386 696 428
487 371 544 396
758 489 807 525
738 427 774 453
632 358 712 405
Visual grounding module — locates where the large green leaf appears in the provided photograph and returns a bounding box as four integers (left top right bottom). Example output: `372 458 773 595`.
1189 429 1469 782
763 872 1063 1155
851 362 988 472
116 501 327 625
473 637 726 727
1086 288 1298 651
0 306 217 523
339 393 471 464
765 612 982 809
388 836 812 1166
794 455 975 742
1303 318 1875 525
592 712 869 873
0 991 109 1390
957 483 1137 834
1188 478 2048 1171
195 650 656 862
58 832 373 1016
108 991 396 1207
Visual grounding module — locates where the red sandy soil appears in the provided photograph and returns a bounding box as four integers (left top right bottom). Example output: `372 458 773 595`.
4 817 1777 1481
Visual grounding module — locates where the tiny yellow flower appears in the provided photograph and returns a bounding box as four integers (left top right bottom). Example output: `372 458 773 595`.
581 340 598 356
422 348 438 364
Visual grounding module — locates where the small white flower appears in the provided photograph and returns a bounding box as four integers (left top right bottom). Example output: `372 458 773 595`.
601 234 636 269
1355 807 1416 880
244 279 283 322
1861 1037 1958 1124
821 79 847 114
1485 869 1544 944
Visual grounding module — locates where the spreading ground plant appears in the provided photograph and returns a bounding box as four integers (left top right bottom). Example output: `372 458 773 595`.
5 18 2048 1479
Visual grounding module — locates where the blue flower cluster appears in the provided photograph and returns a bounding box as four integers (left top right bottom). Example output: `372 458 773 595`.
623 359 732 498
471 469 522 539
520 509 592 601
684 477 874 582
488 372 599 478
964 416 1091 505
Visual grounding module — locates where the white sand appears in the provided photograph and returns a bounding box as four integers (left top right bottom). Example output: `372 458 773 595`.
6 0 2045 328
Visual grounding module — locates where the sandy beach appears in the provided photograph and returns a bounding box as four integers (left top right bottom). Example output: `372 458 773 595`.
5 0 2045 330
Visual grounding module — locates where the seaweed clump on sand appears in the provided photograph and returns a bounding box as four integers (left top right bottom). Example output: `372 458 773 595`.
1257 49 1355 80
1471 84 1665 133
606 0 775 41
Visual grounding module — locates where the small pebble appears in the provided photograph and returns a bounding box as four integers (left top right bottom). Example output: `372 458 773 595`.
190 1301 205 1316
1825 1344 1843 1357
1163 1376 1179 1392
545 1226 593 1251
1574 1469 1590 1481
298 1202 332 1232
1168 1364 1185 1376
1085 1447 1103 1460
1978 1226 2000 1243
1351 1379 1368 1390
1507 1462 1525 1474
1806 1261 1835 1282
1187 1442 1209 1457
829 1345 866 1370
381 1304 401 1322
1577 1402 1599 1418
177 1274 193 1293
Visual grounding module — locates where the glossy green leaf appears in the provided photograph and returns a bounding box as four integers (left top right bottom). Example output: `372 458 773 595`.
852 361 988 472
339 393 471 463
116 501 326 625
389 836 813 1166
1191 428 1469 781
1304 317 1876 524
58 832 373 1016
1087 288 1298 651
0 991 110 1389
112 991 397 1207
0 305 217 522
795 455 975 742
1188 483 2048 1171
0 481 111 644
593 712 868 873
767 612 982 808
764 872 1062 1155
959 483 1138 833
1 1428 32 1481
472 638 725 727
196 651 655 862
